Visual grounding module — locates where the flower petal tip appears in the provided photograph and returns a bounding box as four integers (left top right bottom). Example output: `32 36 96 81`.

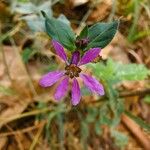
39 80 45 87
98 88 105 96
78 47 101 66
39 71 64 87
81 74 104 96
52 40 67 62
54 95 61 102
72 101 79 106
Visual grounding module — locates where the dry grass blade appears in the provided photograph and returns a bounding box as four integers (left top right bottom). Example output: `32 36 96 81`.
121 114 150 150
29 121 45 150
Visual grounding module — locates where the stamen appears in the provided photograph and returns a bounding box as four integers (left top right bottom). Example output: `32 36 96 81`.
65 64 82 79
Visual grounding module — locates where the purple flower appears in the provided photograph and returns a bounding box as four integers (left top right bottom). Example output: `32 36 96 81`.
39 40 104 105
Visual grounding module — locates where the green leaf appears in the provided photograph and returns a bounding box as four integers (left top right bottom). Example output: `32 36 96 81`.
144 95 150 104
125 111 150 132
57 113 64 149
130 29 150 42
111 99 124 127
81 121 89 150
88 59 116 81
43 12 76 51
87 20 119 49
99 104 112 126
78 26 88 39
22 48 36 63
42 64 58 73
111 130 128 148
0 86 15 96
85 107 98 123
95 121 102 135
36 102 48 120
89 59 150 82
127 0 140 42
115 63 149 81
45 108 64 142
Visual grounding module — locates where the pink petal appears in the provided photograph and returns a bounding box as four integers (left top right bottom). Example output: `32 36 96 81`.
71 51 80 65
71 78 81 105
78 48 101 66
54 77 69 101
52 40 67 62
80 74 104 95
39 71 64 87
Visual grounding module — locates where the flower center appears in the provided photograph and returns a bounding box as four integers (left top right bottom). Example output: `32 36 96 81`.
65 64 82 79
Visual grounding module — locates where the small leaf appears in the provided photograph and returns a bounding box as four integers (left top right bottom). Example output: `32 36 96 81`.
36 102 48 120
111 130 128 148
88 59 117 82
44 13 76 51
78 26 88 39
78 112 89 150
0 86 15 96
95 121 102 135
86 107 98 123
43 64 58 73
22 48 36 63
111 99 124 127
87 20 119 49
81 121 89 146
99 104 112 126
115 63 149 81
45 104 65 142
89 59 150 82
45 112 56 141
57 113 64 148
144 95 150 104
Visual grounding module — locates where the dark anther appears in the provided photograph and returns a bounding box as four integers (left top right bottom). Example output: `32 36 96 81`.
65 64 82 79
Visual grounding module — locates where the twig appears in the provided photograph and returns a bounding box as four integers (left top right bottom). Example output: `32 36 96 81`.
5 124 24 150
76 9 92 33
0 108 52 126
0 45 12 81
76 1 99 33
0 123 44 137
108 0 116 21
29 121 45 150
91 87 150 104
0 22 22 43
119 88 150 97
0 107 66 127
121 114 150 150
